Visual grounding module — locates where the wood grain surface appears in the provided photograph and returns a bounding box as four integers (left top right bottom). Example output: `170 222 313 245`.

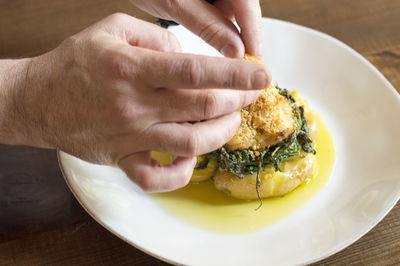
0 0 399 265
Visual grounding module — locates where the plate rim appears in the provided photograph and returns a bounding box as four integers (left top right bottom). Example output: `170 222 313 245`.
255 17 400 265
57 151 179 266
58 17 400 265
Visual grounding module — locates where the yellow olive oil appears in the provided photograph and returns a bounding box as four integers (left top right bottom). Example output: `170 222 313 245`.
151 112 335 234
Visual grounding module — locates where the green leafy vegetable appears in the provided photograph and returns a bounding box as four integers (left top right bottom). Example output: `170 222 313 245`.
195 152 217 170
276 86 296 104
197 86 316 208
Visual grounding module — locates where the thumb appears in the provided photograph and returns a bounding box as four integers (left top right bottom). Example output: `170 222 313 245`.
99 13 182 52
119 151 197 192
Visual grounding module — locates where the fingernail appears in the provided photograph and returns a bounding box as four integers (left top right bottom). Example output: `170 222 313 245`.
252 70 268 89
221 44 237 58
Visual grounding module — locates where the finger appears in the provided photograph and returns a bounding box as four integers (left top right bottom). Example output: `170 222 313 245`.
213 0 235 21
152 88 260 122
136 48 271 90
134 0 244 58
110 90 255 157
100 13 181 52
233 0 263 58
119 151 196 192
143 112 241 157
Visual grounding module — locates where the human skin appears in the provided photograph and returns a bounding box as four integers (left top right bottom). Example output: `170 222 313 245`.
131 0 263 58
0 14 270 192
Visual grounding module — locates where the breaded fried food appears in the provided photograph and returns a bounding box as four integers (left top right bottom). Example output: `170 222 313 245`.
226 85 297 151
191 55 317 201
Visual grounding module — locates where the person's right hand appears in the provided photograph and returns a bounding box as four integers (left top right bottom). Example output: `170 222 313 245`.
4 13 270 192
131 0 263 58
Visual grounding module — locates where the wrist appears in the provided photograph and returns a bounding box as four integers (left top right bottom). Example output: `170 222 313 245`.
0 57 50 148
0 59 30 145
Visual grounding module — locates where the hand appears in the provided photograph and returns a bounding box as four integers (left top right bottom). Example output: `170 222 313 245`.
4 14 270 192
131 0 263 58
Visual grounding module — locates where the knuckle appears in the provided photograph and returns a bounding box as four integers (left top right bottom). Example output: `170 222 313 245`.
136 170 157 192
107 12 129 24
202 93 218 119
115 101 134 120
227 97 236 111
162 0 183 14
108 97 135 124
227 67 242 88
199 21 223 45
104 50 134 79
185 131 200 156
181 57 203 87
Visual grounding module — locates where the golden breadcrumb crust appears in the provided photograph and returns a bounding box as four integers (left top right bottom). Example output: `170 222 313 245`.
225 85 297 150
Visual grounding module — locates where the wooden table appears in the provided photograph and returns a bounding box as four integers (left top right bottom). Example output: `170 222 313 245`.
1 0 399 265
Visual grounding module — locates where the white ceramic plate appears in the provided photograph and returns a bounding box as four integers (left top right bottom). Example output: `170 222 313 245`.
58 18 400 265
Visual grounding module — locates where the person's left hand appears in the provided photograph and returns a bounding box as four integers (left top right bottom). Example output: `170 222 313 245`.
1 14 269 192
131 0 263 59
